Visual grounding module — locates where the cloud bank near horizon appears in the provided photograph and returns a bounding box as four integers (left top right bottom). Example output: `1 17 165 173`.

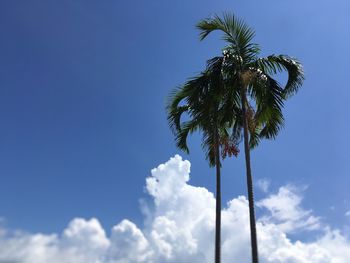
0 155 349 263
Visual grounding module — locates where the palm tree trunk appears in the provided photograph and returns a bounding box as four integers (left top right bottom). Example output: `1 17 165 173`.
240 87 259 263
214 126 221 263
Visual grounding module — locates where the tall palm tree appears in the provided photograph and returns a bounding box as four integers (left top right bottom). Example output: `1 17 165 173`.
197 13 304 263
167 56 238 263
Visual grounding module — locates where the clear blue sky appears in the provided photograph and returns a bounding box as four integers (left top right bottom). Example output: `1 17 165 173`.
0 0 349 234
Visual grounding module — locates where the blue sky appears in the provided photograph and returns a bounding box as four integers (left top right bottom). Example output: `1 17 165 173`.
0 0 349 243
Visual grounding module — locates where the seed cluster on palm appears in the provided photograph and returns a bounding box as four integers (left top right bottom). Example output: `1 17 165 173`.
167 12 304 263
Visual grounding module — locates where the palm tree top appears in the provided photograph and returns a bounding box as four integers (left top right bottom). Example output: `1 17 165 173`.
196 12 304 147
197 13 260 64
198 13 304 92
167 56 239 166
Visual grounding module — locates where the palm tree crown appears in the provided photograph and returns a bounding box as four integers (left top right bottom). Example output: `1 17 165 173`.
197 13 304 147
167 56 236 166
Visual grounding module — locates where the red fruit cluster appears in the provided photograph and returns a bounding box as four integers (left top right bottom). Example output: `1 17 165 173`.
220 138 239 159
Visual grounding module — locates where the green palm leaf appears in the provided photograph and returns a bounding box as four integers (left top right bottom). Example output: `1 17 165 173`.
256 55 304 97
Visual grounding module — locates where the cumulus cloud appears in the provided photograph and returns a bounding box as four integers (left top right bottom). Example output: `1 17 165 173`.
257 185 321 233
0 155 349 263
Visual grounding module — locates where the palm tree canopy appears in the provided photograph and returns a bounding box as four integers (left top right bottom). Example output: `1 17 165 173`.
197 12 305 148
167 57 238 166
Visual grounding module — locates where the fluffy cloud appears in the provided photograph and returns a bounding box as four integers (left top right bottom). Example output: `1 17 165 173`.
0 155 349 263
257 185 321 233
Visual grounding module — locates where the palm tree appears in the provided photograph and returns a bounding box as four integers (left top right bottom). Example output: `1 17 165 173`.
167 56 238 263
197 13 304 263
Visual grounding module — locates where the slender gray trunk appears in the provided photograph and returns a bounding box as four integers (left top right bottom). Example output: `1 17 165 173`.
214 126 221 263
240 86 259 263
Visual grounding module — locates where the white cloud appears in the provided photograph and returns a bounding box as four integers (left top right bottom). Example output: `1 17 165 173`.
345 211 350 217
109 219 153 262
0 155 349 263
257 178 271 193
257 185 321 233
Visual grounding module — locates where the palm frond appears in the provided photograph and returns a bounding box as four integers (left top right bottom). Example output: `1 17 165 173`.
166 87 189 132
175 119 200 153
256 55 304 97
197 12 260 62
201 128 217 166
253 76 285 139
